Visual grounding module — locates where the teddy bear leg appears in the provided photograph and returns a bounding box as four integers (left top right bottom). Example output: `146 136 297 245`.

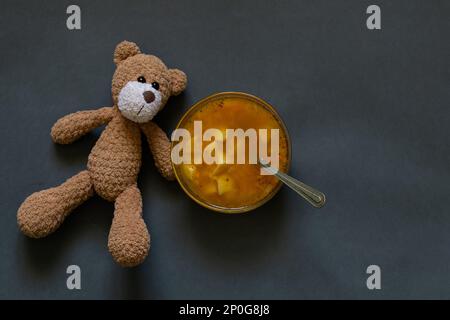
17 170 94 238
108 184 150 267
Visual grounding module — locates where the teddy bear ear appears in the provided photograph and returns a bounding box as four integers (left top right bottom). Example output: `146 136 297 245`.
167 69 187 96
114 41 141 65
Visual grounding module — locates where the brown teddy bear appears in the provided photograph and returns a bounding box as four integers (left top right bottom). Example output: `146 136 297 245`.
17 41 187 267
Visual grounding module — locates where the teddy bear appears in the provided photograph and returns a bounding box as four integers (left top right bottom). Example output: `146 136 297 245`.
17 40 187 267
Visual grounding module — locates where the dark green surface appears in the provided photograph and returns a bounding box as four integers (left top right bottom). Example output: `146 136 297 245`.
1 0 449 299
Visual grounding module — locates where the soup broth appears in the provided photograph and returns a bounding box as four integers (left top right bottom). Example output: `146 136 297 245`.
175 95 289 210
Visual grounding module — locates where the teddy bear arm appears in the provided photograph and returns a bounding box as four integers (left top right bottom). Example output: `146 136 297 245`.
141 122 175 181
51 107 114 144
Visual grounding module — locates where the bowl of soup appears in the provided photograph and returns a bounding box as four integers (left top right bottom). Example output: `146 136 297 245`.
171 92 291 213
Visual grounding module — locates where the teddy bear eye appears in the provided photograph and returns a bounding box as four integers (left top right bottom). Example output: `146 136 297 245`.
137 76 146 83
151 82 160 90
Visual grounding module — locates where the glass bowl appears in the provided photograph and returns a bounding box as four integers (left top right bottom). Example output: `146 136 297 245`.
171 92 291 213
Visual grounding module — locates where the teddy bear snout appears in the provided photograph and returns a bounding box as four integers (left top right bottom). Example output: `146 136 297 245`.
143 91 155 103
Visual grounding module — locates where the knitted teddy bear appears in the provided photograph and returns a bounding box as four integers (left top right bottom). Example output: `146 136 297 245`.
17 40 187 267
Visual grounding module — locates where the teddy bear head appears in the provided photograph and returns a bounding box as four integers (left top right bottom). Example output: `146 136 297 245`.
111 41 187 123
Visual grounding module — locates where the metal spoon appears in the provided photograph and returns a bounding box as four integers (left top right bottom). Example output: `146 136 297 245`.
258 159 326 208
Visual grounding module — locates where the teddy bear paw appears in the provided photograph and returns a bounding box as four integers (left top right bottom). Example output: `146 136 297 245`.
108 215 150 267
17 190 67 238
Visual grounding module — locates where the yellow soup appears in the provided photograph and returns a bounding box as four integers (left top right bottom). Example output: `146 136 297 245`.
173 93 289 212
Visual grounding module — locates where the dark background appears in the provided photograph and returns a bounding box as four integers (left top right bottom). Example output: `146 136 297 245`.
1 0 449 299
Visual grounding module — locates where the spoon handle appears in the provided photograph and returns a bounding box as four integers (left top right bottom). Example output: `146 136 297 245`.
259 162 326 208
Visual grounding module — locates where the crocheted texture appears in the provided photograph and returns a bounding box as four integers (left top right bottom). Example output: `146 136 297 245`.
141 121 175 180
87 111 142 201
51 107 114 144
18 171 93 238
167 68 188 96
113 40 141 65
111 45 187 105
108 184 150 267
117 81 163 123
17 40 187 267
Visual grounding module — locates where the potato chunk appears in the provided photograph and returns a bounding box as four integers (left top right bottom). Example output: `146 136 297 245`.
216 174 235 195
181 164 198 181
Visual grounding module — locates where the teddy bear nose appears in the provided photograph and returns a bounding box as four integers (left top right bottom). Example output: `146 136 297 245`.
143 91 155 103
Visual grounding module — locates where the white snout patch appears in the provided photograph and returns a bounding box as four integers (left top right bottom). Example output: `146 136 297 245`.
118 81 162 123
